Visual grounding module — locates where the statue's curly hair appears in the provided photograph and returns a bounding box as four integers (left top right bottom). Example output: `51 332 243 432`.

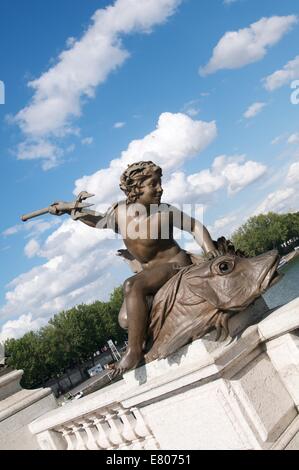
120 161 162 203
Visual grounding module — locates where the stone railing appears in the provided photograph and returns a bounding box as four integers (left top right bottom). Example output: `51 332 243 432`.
29 398 160 450
28 297 299 450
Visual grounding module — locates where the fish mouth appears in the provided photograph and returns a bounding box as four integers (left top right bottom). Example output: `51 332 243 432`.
260 251 281 291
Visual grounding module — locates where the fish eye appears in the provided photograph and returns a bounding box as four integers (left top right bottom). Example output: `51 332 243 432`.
219 262 229 272
213 258 235 275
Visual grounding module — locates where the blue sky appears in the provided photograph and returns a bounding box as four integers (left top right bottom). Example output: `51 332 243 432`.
0 0 299 340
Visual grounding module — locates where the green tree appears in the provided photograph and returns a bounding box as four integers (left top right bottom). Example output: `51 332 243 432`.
5 332 48 388
5 286 125 389
231 212 299 256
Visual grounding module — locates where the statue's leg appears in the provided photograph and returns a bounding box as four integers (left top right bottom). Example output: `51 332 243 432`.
118 297 153 330
110 263 180 376
118 300 128 330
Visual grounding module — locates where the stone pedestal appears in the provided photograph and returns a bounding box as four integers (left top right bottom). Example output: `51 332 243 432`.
28 297 299 450
0 369 57 450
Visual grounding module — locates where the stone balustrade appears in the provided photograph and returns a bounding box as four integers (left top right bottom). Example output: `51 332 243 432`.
30 400 159 450
28 297 299 450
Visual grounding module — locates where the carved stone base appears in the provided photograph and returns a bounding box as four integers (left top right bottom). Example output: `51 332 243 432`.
27 297 299 450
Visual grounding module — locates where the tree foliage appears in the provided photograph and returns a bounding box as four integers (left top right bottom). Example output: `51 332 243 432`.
5 287 124 389
231 212 299 257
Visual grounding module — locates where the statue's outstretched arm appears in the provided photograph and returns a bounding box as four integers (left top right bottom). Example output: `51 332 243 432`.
191 221 218 258
64 202 119 232
21 193 119 233
75 209 107 228
21 191 104 227
168 204 218 257
46 201 107 229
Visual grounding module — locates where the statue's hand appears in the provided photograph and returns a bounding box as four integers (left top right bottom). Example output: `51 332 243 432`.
48 201 71 216
205 249 221 260
117 249 135 261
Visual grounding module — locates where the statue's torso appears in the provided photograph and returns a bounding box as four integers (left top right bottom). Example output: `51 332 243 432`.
116 201 186 267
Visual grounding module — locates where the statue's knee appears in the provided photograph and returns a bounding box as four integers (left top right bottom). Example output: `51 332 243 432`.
118 302 128 329
118 312 128 330
123 277 137 296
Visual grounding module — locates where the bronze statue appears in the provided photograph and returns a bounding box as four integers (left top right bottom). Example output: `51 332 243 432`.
145 247 280 362
21 191 95 222
21 161 280 376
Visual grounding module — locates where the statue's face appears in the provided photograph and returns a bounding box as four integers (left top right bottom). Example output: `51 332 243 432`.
136 174 163 206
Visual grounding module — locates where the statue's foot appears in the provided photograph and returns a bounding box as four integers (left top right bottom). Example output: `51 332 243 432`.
109 348 143 378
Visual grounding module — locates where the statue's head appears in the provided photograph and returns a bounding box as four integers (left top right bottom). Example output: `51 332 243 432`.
120 161 163 204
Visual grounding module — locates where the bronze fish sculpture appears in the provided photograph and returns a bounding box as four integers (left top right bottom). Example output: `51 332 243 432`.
145 249 280 362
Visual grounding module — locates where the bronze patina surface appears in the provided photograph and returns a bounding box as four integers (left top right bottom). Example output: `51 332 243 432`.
21 161 280 375
145 248 280 362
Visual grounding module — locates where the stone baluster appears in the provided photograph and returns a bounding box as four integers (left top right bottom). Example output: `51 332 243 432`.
90 413 113 449
56 425 76 450
131 407 159 449
117 408 144 449
77 418 100 450
104 410 127 448
70 421 88 450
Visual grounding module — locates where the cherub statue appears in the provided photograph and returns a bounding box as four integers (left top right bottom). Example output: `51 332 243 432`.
44 161 219 375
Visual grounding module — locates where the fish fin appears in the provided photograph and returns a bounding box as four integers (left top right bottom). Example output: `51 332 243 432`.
214 311 230 342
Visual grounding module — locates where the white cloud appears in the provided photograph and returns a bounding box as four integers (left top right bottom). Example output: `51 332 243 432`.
223 0 239 5
81 137 94 145
219 156 267 195
207 214 238 239
0 232 125 325
24 239 40 258
271 134 284 145
2 219 61 238
200 15 298 76
66 37 76 48
213 215 237 231
182 99 201 117
287 161 299 184
287 133 299 145
263 55 299 91
243 101 266 119
17 140 64 170
253 159 299 217
0 314 47 342
185 108 199 117
163 154 267 202
113 121 126 129
2 226 19 236
254 187 296 215
184 213 239 253
13 0 182 168
74 112 217 201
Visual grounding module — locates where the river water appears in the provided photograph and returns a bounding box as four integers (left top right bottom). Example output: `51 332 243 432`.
263 255 299 309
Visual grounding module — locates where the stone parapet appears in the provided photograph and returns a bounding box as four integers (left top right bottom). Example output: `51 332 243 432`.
25 297 299 450
0 369 57 450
